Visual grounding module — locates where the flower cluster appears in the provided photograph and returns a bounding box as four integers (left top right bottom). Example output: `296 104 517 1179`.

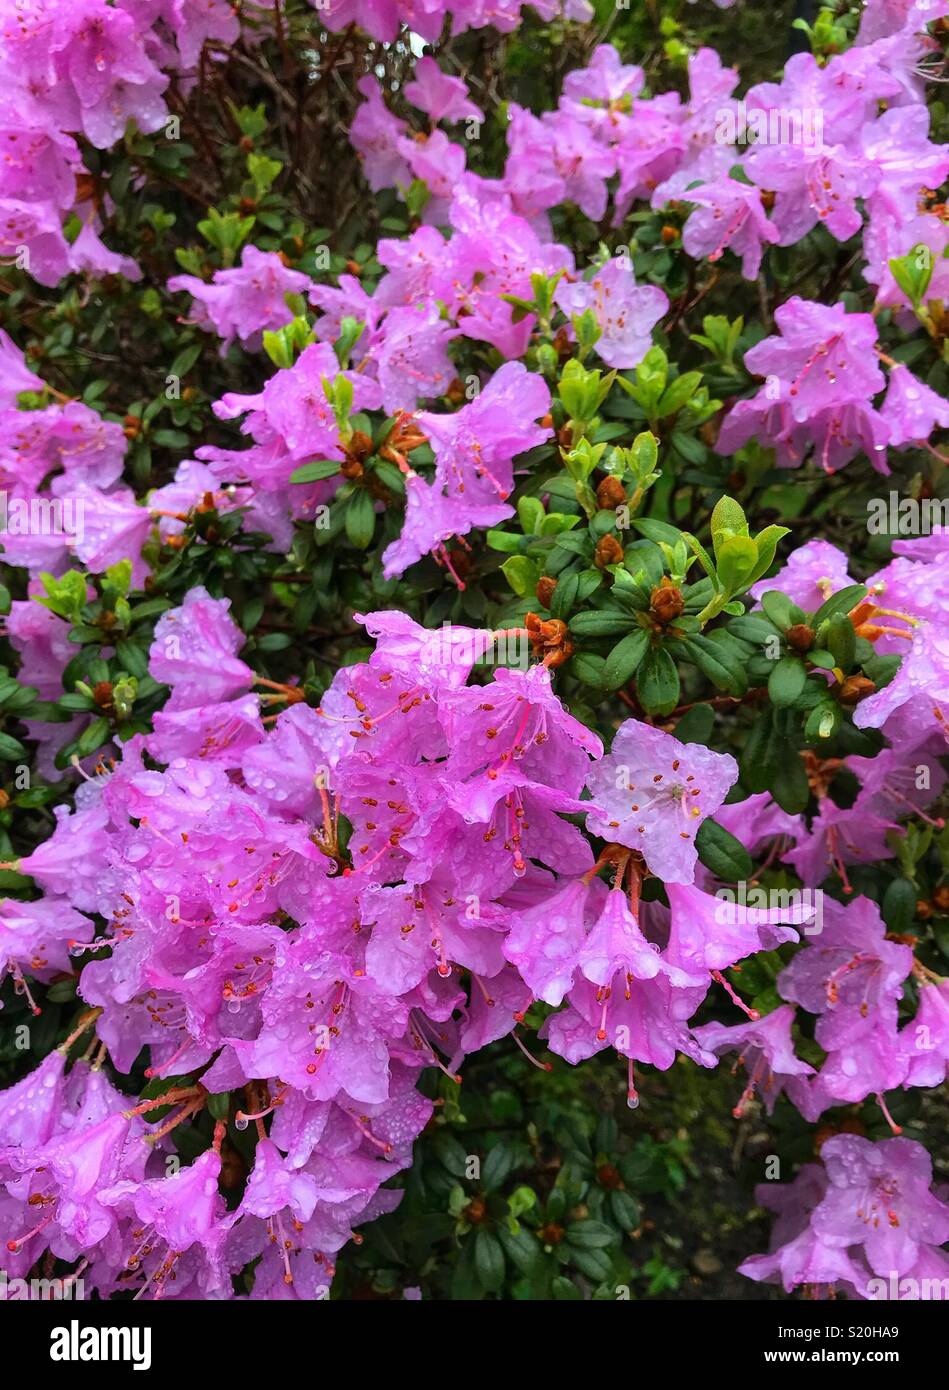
739 1135 949 1297
0 588 787 1293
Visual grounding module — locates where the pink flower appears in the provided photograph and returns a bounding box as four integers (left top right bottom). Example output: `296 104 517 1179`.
555 257 668 369
350 76 411 191
584 719 738 884
374 304 460 412
0 329 44 406
70 484 151 584
149 586 254 711
749 539 853 610
693 1005 814 1115
168 246 312 354
403 56 483 125
880 362 949 449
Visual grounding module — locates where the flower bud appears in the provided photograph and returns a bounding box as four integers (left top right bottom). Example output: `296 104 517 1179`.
786 623 815 653
649 577 685 625
837 675 876 705
596 476 627 509
594 534 625 569
535 575 558 609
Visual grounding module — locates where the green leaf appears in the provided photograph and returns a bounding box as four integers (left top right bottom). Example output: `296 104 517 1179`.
744 524 790 587
289 459 342 484
566 1219 615 1250
371 459 406 495
344 490 375 549
824 612 856 671
76 716 111 757
610 1190 642 1231
740 709 779 794
501 556 541 599
673 703 715 744
603 629 650 690
35 570 86 625
657 371 702 417
695 817 753 882
710 496 748 558
888 244 934 310
810 584 866 627
804 700 842 742
631 517 682 547
474 1230 506 1293
881 878 917 935
549 571 579 619
771 746 811 814
482 1143 515 1192
759 590 796 632
569 609 638 639
768 655 807 708
636 645 680 715
498 1226 540 1276
681 634 747 695
207 1091 231 1122
0 731 27 761
568 652 607 687
566 1245 614 1283
517 496 545 534
728 614 781 646
551 1276 584 1300
486 529 527 554
256 632 292 652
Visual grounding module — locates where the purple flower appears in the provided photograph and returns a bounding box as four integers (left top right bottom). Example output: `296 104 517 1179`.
70 484 151 583
901 978 949 1087
693 1005 814 1115
374 304 460 412
506 105 615 222
15 799 111 914
542 970 713 1075
0 329 44 405
383 362 550 575
777 895 913 1051
403 56 483 124
665 880 804 976
739 1163 870 1296
168 246 312 355
0 898 93 1008
149 586 254 712
349 76 411 191
685 179 778 280
584 719 738 883
501 877 593 1006
398 129 467 225
714 792 802 858
555 256 667 369
880 362 949 449
743 298 885 424
749 539 853 611
0 1050 68 1148
813 1135 949 1277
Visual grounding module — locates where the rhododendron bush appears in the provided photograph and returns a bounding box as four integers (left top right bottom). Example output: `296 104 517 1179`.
1 0 948 1308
